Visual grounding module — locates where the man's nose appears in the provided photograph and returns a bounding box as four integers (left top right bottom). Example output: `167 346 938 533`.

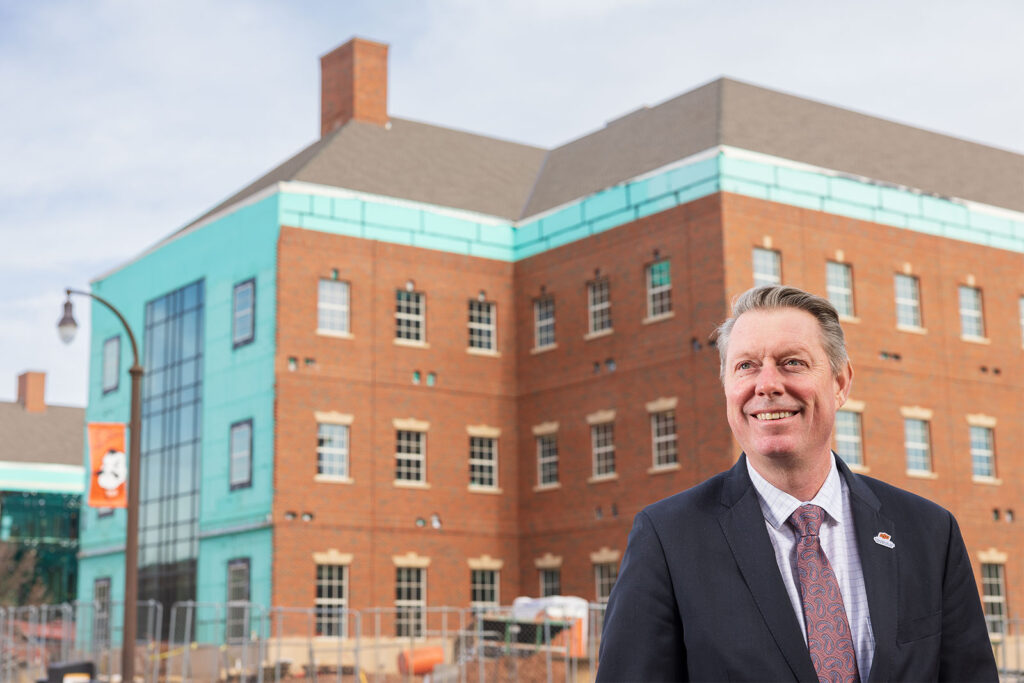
755 364 784 396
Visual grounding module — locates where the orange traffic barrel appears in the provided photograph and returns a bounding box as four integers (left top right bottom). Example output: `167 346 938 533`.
398 646 445 675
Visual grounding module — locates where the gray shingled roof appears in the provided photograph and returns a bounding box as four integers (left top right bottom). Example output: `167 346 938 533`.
185 77 1024 234
0 402 84 467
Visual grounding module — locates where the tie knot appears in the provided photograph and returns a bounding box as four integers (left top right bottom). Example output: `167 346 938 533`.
788 504 825 537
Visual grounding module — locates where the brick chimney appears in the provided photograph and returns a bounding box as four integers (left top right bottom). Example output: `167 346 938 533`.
320 37 389 136
17 371 46 413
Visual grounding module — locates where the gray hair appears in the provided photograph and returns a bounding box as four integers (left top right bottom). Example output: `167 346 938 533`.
713 285 848 380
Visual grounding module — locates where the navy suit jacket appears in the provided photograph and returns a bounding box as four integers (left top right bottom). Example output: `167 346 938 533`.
597 455 998 682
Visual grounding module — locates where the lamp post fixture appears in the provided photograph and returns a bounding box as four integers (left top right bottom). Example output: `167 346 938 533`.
59 288 143 682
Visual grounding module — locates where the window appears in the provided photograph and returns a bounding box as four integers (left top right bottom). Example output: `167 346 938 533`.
470 570 499 609
226 558 250 642
395 567 425 636
537 435 558 487
316 564 348 636
595 562 618 603
468 299 496 351
981 563 1006 636
958 285 985 338
317 423 349 478
94 577 111 645
645 261 672 318
539 569 561 597
752 248 781 287
534 296 555 349
904 419 931 473
651 411 678 468
591 423 616 478
826 262 854 317
232 279 255 347
102 336 120 393
230 420 253 490
894 274 922 328
469 437 498 489
396 430 425 483
318 279 350 334
395 290 425 342
970 426 995 478
835 411 863 467
587 278 612 334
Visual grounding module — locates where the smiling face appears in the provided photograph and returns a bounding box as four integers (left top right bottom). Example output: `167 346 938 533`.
723 307 852 473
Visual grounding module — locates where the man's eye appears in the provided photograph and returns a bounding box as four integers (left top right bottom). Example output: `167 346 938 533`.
785 359 805 366
737 361 753 370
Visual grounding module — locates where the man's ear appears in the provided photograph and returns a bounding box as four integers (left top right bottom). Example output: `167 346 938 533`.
836 360 853 406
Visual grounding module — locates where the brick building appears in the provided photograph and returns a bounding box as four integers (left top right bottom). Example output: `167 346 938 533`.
78 37 1022 642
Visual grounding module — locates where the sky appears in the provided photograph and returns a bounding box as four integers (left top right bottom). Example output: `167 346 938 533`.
2 0 1022 407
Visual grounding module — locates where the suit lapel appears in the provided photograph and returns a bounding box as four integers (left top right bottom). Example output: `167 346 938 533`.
717 456 818 682
839 460 898 683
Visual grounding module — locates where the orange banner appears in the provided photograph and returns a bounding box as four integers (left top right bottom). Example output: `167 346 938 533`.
87 422 128 508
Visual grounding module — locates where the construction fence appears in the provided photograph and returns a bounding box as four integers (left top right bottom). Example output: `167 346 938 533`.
0 598 606 682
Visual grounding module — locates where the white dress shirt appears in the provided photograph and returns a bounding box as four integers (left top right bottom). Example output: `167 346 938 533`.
746 455 875 681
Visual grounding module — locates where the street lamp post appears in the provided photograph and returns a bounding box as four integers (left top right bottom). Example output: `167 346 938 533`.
59 288 143 683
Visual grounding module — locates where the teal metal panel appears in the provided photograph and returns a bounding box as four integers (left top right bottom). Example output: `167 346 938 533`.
776 167 829 196
879 187 920 214
469 243 515 260
906 216 945 236
590 207 636 233
279 193 311 214
515 220 542 244
332 198 363 221
364 203 422 231
720 156 775 185
311 195 332 217
920 196 969 225
989 234 1024 251
477 223 516 247
300 214 363 237
0 463 83 493
513 240 550 260
636 195 677 219
196 527 272 642
1015 222 1024 239
413 232 471 254
968 211 1015 236
75 552 125 638
363 224 415 245
581 186 628 220
280 210 304 227
422 212 479 240
546 224 591 249
626 179 648 204
721 178 770 200
829 178 880 206
677 178 719 204
667 156 719 193
768 187 822 211
822 199 874 222
541 205 584 236
944 225 987 244
872 209 909 228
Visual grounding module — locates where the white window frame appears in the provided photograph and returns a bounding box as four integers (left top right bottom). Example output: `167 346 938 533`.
894 274 922 328
395 289 426 343
904 418 932 474
594 562 618 603
752 248 781 287
318 279 351 336
587 278 612 335
102 336 120 393
233 279 255 347
539 568 561 598
317 423 350 479
958 285 985 338
650 411 678 468
468 299 496 351
470 569 499 610
591 423 616 479
469 436 498 489
835 410 863 467
94 577 111 645
315 563 349 637
645 261 672 318
230 420 253 490
534 296 556 349
536 434 559 487
395 567 425 637
970 425 995 478
395 429 426 483
981 563 1007 637
226 558 250 643
826 261 854 317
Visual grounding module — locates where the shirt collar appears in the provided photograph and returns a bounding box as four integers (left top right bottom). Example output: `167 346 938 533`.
746 453 846 530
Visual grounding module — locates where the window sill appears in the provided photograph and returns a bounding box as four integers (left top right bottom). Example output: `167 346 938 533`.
896 324 927 335
972 475 1002 486
961 334 991 345
530 343 558 355
647 463 681 475
583 328 614 341
642 311 675 326
394 338 429 349
587 473 619 484
838 314 860 324
315 474 354 484
533 482 561 492
317 329 354 340
393 480 431 489
467 347 500 357
847 463 870 474
468 485 503 495
906 470 938 480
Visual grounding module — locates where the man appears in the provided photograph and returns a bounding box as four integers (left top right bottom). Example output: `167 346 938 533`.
597 285 997 682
